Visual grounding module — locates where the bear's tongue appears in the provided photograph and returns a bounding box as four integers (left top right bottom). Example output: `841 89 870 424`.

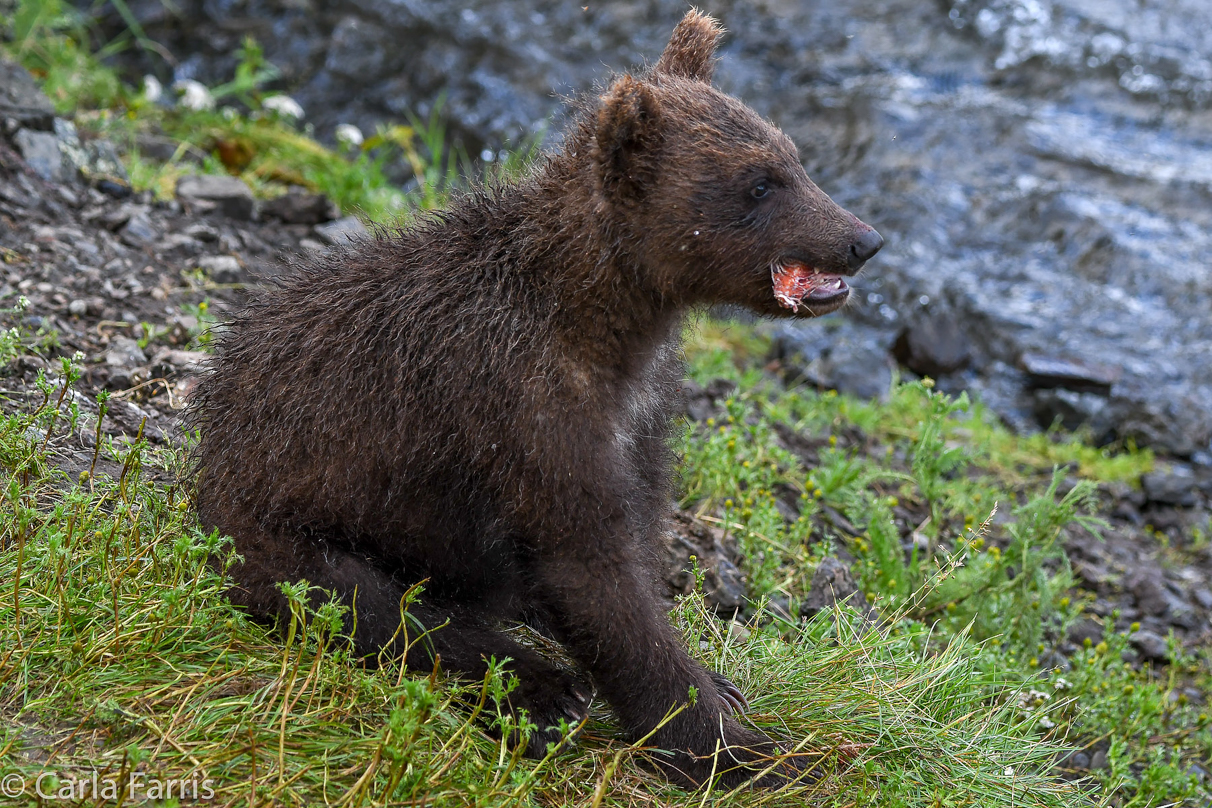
772 261 846 312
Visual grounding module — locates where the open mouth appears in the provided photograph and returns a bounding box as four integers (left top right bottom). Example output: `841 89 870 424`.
771 261 849 312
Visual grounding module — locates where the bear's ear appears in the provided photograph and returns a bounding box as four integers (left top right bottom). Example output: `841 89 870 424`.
594 75 663 205
654 9 723 83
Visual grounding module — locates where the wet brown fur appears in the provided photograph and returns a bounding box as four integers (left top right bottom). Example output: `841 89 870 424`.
189 9 879 790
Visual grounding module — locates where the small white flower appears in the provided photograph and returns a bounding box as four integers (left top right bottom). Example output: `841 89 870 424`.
173 79 214 111
335 123 364 147
1053 677 1072 690
16 295 29 311
143 75 163 102
263 95 304 119
1004 766 1015 777
1039 717 1056 729
220 106 238 121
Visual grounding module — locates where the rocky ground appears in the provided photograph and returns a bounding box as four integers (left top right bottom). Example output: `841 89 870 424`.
1 56 1210 780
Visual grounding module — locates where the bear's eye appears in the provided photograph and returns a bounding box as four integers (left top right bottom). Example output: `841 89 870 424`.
750 181 771 200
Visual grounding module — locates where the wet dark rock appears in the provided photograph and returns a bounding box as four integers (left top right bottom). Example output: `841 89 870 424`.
1142 463 1199 507
0 58 55 132
662 512 746 615
676 377 736 422
176 174 255 220
1128 629 1170 662
774 318 897 401
1021 353 1120 395
1126 568 1170 617
1067 618 1104 647
1067 752 1091 771
314 215 370 246
261 189 339 225
1033 388 1108 432
892 316 970 378
803 556 864 615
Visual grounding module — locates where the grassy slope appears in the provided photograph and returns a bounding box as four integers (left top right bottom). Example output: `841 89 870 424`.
1 4 1210 805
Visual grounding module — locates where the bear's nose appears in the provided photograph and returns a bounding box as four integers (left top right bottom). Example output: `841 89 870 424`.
848 225 884 270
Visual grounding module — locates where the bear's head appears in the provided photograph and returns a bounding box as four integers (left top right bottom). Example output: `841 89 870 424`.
591 10 882 317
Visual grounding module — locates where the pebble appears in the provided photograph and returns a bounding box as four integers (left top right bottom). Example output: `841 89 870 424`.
314 215 370 246
1128 629 1170 662
196 255 242 284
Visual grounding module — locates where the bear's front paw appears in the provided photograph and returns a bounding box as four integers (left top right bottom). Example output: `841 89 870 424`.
708 670 750 715
501 662 595 758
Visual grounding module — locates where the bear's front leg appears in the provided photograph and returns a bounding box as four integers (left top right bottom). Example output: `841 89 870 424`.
508 446 803 789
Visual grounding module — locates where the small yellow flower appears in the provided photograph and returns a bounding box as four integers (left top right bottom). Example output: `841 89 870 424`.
828 435 837 447
1094 641 1108 655
1059 597 1070 608
1129 622 1140 633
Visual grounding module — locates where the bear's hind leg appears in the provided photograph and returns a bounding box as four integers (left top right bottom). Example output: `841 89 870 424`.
225 531 593 756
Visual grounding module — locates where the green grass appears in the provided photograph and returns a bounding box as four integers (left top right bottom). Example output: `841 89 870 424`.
0 5 1209 805
3 0 535 222
0 376 1079 807
0 336 1207 806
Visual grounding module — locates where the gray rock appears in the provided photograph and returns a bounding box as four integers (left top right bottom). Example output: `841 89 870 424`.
14 129 65 182
775 318 897 401
1193 588 1212 610
119 210 160 248
892 316 971 378
67 299 88 316
1021 353 1120 395
1067 618 1104 647
1126 569 1170 617
662 513 747 615
803 557 863 614
1090 751 1108 771
314 215 371 246
1033 388 1109 432
196 255 242 283
149 348 209 375
261 189 339 224
176 174 255 220
1128 629 1169 662
1142 463 1199 507
105 336 147 369
0 58 55 131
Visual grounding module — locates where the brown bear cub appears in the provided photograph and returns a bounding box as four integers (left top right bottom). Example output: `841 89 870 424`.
190 10 881 790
